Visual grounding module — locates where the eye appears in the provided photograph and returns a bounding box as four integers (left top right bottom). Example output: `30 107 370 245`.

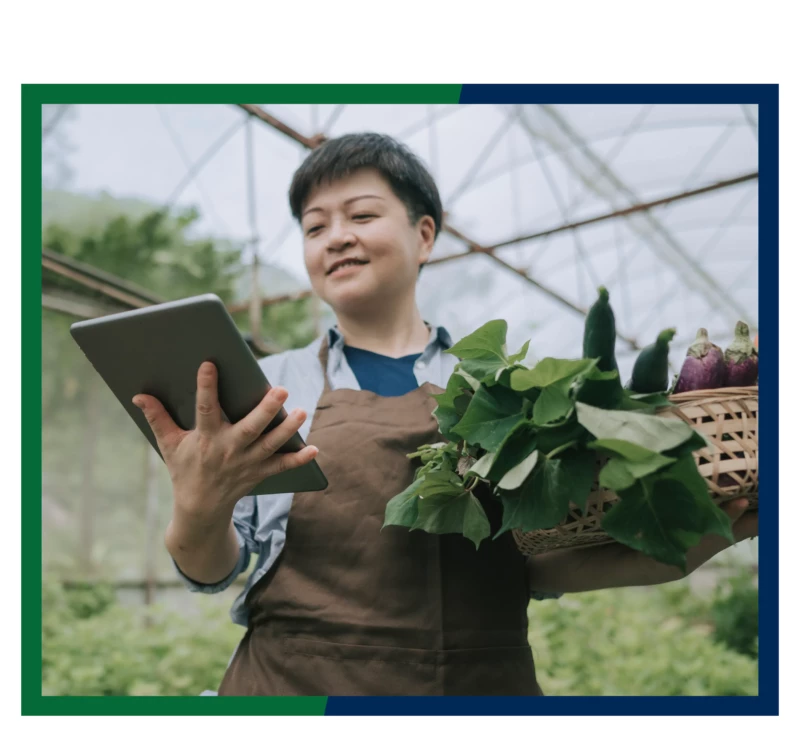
353 213 376 221
305 224 323 235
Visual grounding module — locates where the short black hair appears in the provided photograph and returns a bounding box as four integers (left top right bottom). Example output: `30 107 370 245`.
289 132 443 240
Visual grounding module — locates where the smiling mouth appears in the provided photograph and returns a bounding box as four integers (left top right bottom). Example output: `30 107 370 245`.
327 259 369 275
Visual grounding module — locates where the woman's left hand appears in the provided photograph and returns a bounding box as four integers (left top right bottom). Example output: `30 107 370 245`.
684 497 758 572
726 497 759 541
526 497 758 594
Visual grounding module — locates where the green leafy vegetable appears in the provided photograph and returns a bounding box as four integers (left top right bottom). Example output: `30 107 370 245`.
451 385 525 452
385 314 741 569
575 402 694 453
412 488 491 549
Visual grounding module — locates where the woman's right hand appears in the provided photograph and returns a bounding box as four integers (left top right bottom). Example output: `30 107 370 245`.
132 361 318 524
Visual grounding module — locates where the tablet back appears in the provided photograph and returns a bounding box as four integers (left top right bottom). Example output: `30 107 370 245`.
69 293 328 496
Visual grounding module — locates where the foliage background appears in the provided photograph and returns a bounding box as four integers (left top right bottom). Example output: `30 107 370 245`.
42 572 759 696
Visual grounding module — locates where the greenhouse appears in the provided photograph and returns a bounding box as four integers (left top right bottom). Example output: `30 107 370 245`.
40 101 760 698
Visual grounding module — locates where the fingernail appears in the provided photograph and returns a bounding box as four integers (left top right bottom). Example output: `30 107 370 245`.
132 398 143 409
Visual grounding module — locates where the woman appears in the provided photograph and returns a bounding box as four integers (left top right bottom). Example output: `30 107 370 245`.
133 132 758 696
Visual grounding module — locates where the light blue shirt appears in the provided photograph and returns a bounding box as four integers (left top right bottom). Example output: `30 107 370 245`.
173 323 561 627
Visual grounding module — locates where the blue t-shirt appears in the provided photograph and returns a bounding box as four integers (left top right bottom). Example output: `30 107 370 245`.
343 345 423 397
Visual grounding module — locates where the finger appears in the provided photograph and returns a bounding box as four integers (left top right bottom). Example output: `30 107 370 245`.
251 407 308 460
195 361 223 434
722 498 750 523
235 386 289 446
132 394 182 451
260 444 319 479
733 510 759 540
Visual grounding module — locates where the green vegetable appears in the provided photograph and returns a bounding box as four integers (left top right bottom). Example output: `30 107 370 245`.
627 328 677 394
582 286 618 373
383 319 733 570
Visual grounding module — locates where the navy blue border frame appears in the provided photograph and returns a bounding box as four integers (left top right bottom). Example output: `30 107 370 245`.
326 84 778 717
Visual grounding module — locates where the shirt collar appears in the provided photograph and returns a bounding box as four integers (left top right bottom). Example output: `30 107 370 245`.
324 321 453 390
327 322 453 354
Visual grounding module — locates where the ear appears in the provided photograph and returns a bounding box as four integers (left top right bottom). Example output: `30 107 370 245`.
417 215 436 266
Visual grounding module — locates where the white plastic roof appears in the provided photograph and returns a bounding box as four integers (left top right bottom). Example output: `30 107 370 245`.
44 103 759 376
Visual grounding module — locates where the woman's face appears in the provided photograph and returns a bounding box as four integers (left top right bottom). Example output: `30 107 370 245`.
301 168 435 314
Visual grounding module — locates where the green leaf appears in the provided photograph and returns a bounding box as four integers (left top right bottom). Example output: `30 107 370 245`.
599 452 731 571
533 378 575 425
618 395 660 413
383 478 424 529
575 402 694 454
416 468 465 498
433 372 474 411
449 326 534 387
703 501 737 543
497 450 540 490
498 365 530 391
454 368 481 392
626 391 675 408
598 458 636 491
496 449 596 535
466 451 497 479
656 455 734 544
510 357 598 391
412 489 491 549
521 397 534 418
456 357 506 384
466 420 537 483
534 421 587 456
508 339 531 365
600 478 709 572
445 320 508 362
663 431 711 457
451 385 525 452
475 420 539 483
589 438 656 461
431 373 475 441
598 453 676 491
597 448 677 491
432 405 463 443
556 448 598 510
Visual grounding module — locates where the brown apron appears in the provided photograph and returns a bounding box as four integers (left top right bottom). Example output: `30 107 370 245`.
218 339 542 696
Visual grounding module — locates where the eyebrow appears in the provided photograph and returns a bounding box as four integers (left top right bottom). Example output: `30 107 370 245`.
302 194 385 218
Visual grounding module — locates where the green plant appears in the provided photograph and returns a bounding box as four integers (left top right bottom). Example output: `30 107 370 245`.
710 570 759 659
528 583 758 696
62 581 117 619
42 579 242 696
384 317 734 571
41 575 758 696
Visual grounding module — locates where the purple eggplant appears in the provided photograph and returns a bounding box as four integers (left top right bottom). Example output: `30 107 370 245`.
673 328 726 393
724 321 759 387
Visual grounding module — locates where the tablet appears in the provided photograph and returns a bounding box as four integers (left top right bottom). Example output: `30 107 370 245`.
69 293 328 496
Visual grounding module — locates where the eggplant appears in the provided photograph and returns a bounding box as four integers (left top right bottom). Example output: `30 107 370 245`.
724 321 759 387
673 328 726 393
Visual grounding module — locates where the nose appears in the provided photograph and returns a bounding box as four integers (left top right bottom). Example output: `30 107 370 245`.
325 218 356 252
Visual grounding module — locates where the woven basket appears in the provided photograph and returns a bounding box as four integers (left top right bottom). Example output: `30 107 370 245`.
512 386 758 558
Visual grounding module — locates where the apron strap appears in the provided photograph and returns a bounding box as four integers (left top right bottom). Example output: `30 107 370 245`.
317 334 333 393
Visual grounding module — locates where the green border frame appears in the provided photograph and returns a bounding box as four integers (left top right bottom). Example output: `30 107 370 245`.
23 84 462 716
